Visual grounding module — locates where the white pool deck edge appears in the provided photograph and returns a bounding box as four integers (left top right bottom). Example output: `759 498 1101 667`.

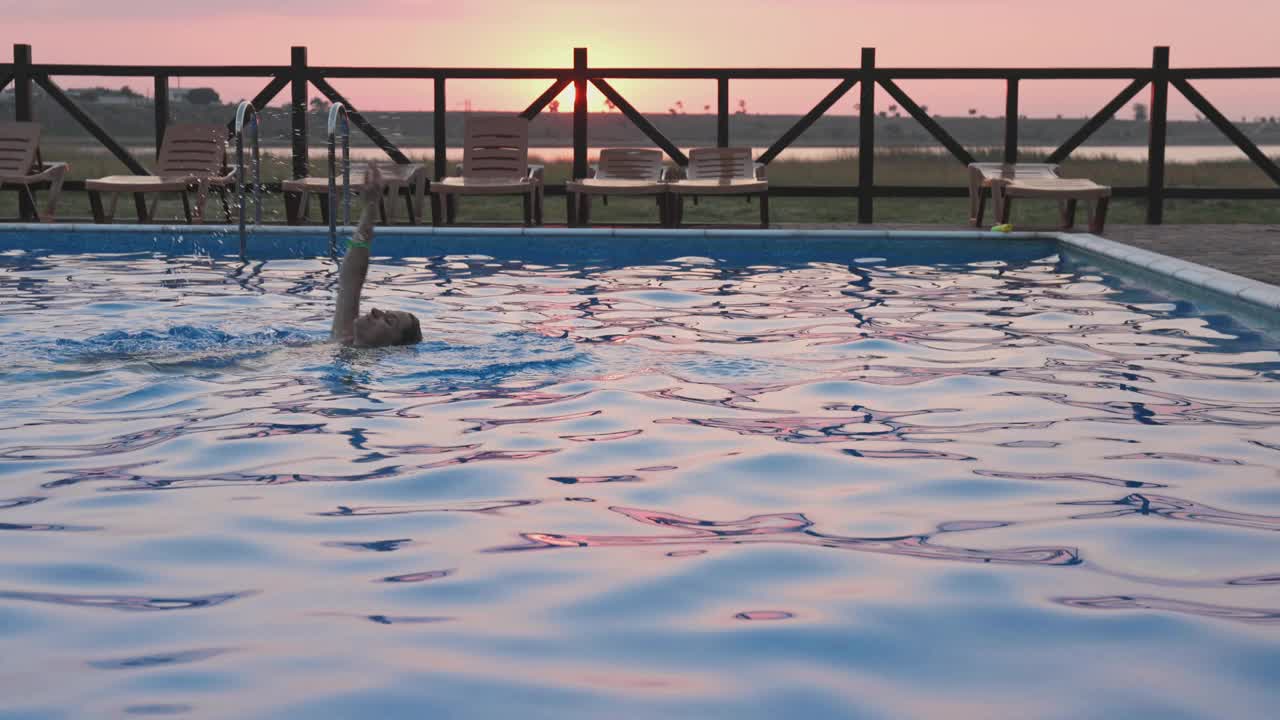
3 223 1278 314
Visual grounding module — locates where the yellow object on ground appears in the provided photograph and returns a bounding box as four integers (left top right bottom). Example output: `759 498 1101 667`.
991 223 1014 233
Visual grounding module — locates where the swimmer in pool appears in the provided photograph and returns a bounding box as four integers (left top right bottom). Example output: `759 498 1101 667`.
331 164 423 347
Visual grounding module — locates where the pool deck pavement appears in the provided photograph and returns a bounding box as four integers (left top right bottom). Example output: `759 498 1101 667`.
782 223 1280 287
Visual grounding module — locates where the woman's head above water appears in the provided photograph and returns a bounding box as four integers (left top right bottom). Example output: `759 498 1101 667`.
354 306 422 347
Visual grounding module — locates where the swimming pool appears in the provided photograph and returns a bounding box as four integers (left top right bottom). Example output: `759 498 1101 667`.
1 227 1278 719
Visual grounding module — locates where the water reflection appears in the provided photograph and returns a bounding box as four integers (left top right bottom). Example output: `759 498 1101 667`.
1 243 1278 717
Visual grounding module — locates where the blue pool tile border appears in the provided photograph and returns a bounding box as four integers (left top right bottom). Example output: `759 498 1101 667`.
1 223 1276 315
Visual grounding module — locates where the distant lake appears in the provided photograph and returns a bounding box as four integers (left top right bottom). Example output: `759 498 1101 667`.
96 144 1280 164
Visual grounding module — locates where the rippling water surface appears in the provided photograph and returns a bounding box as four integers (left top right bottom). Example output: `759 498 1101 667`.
1 236 1278 719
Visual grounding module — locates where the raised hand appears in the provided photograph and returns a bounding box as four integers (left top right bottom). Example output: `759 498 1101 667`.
360 162 384 198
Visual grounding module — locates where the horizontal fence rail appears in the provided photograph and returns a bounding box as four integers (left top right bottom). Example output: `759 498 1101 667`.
4 44 1280 224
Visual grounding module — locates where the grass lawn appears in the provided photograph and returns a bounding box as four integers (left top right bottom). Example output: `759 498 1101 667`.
5 147 1280 227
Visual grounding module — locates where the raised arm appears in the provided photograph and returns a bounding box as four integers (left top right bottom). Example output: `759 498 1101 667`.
331 165 383 344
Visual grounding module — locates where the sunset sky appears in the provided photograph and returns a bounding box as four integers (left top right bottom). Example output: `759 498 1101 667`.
8 0 1280 120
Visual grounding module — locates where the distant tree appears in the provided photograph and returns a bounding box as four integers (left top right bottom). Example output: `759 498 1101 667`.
1133 102 1148 122
675 100 685 114
703 104 711 113
119 85 139 97
919 105 929 114
548 99 560 113
310 97 330 112
737 99 747 115
968 108 977 117
186 87 221 105
603 98 615 113
888 104 899 117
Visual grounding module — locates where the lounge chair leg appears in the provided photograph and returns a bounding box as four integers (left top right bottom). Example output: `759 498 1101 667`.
430 193 443 227
181 192 193 223
134 193 149 223
446 195 458 225
1090 197 1110 234
581 195 591 226
317 194 330 225
43 167 67 222
21 186 41 222
405 192 418 225
673 195 683 228
534 186 544 225
657 194 668 227
89 191 106 224
379 197 389 225
16 186 36 221
218 186 232 223
760 193 770 228
522 192 532 227
566 193 578 227
284 192 303 225
973 190 987 227
191 183 210 224
1060 199 1077 230
414 176 428 226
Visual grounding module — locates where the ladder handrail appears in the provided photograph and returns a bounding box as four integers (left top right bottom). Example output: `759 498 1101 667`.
233 101 262 257
327 103 351 256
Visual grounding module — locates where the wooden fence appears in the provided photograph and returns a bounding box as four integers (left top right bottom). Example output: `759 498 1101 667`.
4 44 1279 223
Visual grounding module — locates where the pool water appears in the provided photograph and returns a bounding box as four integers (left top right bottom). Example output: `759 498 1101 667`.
1 235 1278 719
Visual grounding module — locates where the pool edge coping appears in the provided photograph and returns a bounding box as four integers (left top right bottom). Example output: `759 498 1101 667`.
1056 232 1280 313
2 222 1276 313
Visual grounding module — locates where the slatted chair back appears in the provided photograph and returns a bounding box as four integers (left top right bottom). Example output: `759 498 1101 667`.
596 148 664 181
0 122 40 177
156 124 228 177
686 147 755 181
462 117 529 180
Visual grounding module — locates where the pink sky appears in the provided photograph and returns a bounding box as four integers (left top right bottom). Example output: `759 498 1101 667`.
7 0 1280 120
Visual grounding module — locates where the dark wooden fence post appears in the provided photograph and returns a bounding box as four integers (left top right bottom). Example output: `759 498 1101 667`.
858 47 876 224
153 75 169 161
1004 77 1019 164
290 46 309 180
14 44 34 220
717 77 729 147
433 76 447 180
1146 46 1169 224
573 47 588 180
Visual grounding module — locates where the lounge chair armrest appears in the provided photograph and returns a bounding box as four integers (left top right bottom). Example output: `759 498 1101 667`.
528 164 545 182
24 163 70 182
668 165 687 181
586 165 598 179
754 162 767 180
454 162 464 176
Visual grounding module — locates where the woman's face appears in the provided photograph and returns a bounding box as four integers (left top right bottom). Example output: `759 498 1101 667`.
353 307 415 347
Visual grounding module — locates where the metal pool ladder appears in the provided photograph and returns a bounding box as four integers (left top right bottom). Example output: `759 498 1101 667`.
233 101 262 257
326 103 352 257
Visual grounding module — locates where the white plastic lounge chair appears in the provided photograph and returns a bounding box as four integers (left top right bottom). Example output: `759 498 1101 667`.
968 162 1060 226
85 125 235 224
428 116 543 226
282 162 428 225
565 148 672 227
0 122 69 222
991 176 1112 233
668 147 769 228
